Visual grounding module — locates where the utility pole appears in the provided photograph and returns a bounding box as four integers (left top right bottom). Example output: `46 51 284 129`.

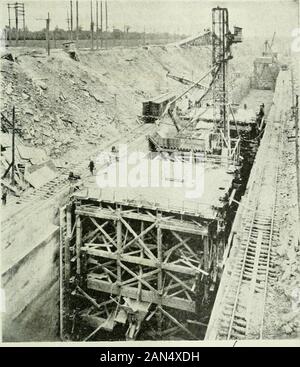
7 4 11 46
23 3 25 44
90 0 94 50
53 28 56 48
105 0 108 49
76 0 79 44
15 4 18 45
100 0 103 48
46 13 50 56
36 14 50 55
67 11 70 40
70 1 73 41
96 1 99 50
1 107 21 185
7 3 26 46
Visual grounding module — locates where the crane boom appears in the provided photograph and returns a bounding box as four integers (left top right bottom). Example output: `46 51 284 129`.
166 72 209 90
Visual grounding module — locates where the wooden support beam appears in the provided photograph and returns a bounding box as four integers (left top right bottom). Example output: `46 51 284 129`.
158 306 198 339
59 206 66 340
164 235 190 262
76 286 102 309
203 236 209 301
99 264 117 280
180 256 208 276
116 209 122 285
172 231 199 260
119 216 157 261
76 215 82 275
157 213 163 337
83 246 200 276
90 217 117 249
75 207 208 236
82 220 108 242
123 221 157 250
119 262 157 293
165 271 193 293
138 222 144 301
65 205 72 282
87 277 195 312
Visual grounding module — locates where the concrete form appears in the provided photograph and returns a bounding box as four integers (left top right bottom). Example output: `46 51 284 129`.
60 157 236 340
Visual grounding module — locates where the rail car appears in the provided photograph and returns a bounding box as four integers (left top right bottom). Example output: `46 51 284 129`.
142 92 176 123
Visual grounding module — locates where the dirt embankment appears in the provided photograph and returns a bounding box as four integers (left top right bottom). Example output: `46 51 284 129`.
264 58 300 339
1 42 256 164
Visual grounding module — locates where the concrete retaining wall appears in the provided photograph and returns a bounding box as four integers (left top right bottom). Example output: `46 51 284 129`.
1 189 68 341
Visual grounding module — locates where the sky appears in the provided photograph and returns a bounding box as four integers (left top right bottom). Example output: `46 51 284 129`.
0 0 298 38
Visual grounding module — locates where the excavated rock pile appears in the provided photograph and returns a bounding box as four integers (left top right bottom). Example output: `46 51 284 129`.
263 58 300 339
1 42 257 166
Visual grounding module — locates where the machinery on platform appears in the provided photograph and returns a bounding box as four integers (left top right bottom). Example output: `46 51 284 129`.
142 92 176 123
148 7 243 164
250 33 280 90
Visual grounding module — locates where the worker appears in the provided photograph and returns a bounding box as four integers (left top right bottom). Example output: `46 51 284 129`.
111 146 119 162
88 159 95 175
2 189 7 205
68 171 81 194
68 171 75 181
68 171 81 181
258 103 265 119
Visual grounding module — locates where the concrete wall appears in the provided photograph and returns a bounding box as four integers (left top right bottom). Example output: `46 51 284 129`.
1 189 68 342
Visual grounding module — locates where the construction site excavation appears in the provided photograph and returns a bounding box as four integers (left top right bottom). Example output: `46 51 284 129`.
1 0 299 343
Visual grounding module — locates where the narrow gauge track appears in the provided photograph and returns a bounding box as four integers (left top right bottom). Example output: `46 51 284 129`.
218 81 289 340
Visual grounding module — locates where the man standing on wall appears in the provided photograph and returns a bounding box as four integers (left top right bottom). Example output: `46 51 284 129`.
89 159 95 175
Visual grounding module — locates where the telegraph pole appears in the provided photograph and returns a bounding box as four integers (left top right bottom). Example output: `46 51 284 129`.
90 0 94 50
70 1 73 41
36 14 50 55
46 13 50 56
1 107 21 185
53 28 56 48
7 3 26 46
7 4 11 45
96 1 99 50
67 11 70 40
15 3 19 45
100 0 103 48
105 0 108 48
76 0 79 44
23 3 25 44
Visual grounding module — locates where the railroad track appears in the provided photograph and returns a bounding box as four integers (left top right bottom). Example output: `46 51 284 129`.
219 131 282 340
217 74 290 340
2 123 154 229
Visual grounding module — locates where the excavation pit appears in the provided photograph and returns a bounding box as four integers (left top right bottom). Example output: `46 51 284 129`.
60 156 237 341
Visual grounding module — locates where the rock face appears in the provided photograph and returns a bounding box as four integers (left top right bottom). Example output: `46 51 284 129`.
1 43 255 164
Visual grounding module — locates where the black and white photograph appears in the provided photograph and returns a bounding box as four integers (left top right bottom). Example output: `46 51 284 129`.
0 0 299 346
